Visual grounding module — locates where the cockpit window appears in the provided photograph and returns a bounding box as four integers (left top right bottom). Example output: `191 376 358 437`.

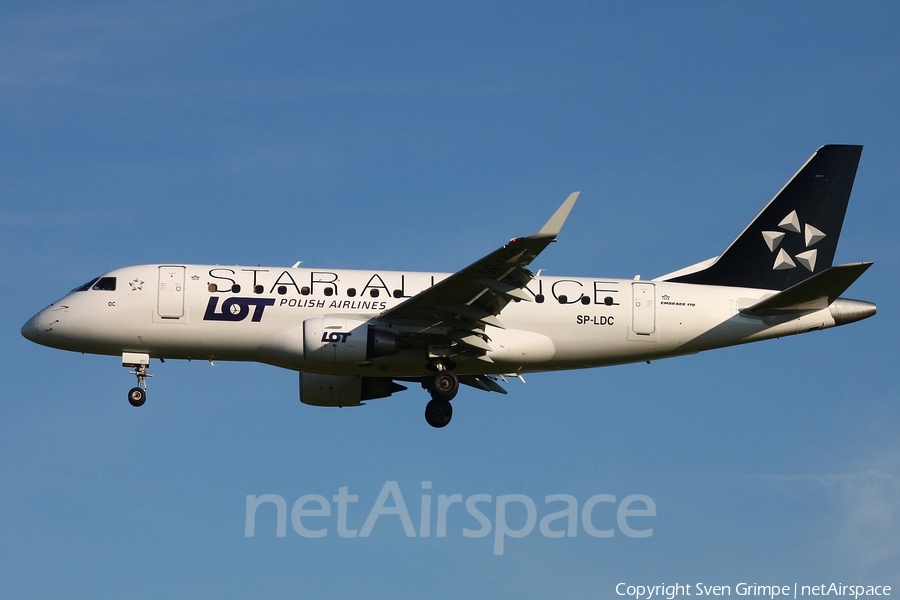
69 276 117 294
92 277 117 291
70 277 100 294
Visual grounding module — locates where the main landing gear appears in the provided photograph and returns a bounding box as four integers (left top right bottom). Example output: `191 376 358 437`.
423 370 459 428
123 352 151 408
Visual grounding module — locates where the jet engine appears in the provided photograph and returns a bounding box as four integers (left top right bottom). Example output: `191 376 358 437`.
302 317 409 365
299 373 407 407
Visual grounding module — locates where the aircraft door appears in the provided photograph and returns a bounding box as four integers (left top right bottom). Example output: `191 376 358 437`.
631 282 656 335
158 266 186 318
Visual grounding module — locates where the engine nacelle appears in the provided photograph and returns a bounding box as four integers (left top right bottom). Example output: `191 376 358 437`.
300 373 407 407
302 317 408 365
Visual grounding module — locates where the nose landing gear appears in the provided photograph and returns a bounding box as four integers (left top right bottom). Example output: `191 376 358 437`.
123 352 151 407
128 385 147 407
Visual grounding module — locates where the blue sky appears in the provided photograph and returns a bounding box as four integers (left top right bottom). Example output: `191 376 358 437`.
2 2 898 598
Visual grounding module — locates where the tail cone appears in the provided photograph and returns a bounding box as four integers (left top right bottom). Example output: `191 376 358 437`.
830 298 876 326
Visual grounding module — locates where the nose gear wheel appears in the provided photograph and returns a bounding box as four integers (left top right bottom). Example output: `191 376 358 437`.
125 361 151 407
128 387 146 407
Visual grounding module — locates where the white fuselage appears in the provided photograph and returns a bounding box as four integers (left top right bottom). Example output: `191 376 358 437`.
22 263 840 377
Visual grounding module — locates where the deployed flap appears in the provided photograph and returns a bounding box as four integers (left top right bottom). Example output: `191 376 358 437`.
741 262 873 316
377 193 579 331
458 374 508 394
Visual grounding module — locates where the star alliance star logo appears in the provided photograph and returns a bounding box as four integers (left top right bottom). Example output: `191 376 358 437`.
761 210 826 272
129 278 145 291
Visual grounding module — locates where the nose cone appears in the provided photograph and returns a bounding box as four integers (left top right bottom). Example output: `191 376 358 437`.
21 311 43 343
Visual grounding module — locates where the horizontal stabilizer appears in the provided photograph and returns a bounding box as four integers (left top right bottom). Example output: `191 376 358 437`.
741 262 873 316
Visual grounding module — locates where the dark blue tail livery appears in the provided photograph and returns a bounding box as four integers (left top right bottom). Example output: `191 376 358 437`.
666 145 863 291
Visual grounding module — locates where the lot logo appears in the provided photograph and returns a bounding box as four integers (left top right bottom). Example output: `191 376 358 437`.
321 331 352 343
204 297 275 322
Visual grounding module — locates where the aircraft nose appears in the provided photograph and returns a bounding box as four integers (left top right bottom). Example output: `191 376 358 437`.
21 311 44 343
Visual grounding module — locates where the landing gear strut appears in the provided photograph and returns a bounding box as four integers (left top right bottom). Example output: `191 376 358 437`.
123 352 151 408
423 370 459 428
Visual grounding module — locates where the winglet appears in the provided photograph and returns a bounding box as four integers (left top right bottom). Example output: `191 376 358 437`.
535 192 580 239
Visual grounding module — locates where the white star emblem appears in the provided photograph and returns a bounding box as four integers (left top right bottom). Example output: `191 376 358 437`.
762 212 826 272
129 278 145 291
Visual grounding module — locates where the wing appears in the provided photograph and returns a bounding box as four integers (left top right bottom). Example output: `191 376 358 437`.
377 192 579 361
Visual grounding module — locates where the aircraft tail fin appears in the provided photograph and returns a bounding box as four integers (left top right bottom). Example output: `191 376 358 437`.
663 145 863 291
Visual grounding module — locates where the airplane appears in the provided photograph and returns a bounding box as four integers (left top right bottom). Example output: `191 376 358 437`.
21 145 875 428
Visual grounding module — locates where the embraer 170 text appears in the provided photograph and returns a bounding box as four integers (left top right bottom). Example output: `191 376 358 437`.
22 145 876 427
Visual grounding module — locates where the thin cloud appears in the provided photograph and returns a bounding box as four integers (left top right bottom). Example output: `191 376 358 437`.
760 468 900 576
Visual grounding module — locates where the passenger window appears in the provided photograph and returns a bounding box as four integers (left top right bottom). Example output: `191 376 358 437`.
92 277 117 291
